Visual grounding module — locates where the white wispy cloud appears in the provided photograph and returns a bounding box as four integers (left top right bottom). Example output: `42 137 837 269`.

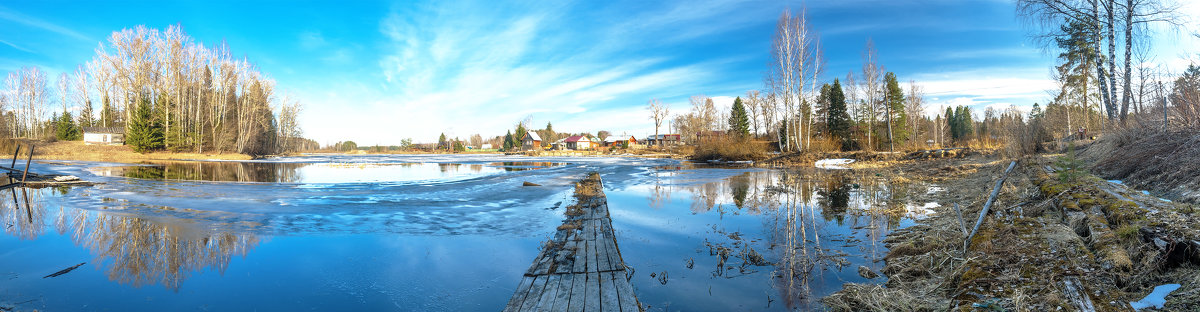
296 0 749 144
0 5 91 42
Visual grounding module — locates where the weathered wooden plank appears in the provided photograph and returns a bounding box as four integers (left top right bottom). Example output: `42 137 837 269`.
599 271 620 311
613 272 639 312
573 239 587 273
562 235 579 274
596 226 613 272
504 276 535 312
584 271 601 312
518 276 548 311
588 221 600 273
567 271 588 312
534 274 561 311
551 273 574 311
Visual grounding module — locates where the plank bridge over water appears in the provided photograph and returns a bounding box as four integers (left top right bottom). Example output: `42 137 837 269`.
503 173 640 312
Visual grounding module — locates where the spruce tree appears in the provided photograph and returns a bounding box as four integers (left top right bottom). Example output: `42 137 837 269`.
56 111 81 141
100 95 115 127
126 95 164 153
728 97 750 138
438 133 448 150
503 131 514 151
826 79 851 146
946 106 957 141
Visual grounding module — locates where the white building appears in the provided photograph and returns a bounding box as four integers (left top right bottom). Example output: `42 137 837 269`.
82 127 125 145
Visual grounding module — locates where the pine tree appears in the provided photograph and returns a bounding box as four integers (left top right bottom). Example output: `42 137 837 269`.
826 79 851 146
438 133 448 150
126 95 164 153
883 72 908 149
728 97 750 138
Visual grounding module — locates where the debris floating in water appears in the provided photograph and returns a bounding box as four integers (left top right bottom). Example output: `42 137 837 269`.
1130 283 1181 310
815 158 854 170
43 262 86 278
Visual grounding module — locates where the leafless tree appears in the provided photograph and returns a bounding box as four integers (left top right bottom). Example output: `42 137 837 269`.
647 98 668 147
861 40 883 151
905 80 926 145
766 8 820 153
744 90 761 137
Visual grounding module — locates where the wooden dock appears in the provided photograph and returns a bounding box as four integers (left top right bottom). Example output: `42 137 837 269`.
503 173 640 312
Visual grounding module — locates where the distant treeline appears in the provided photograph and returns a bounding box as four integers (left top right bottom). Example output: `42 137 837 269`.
0 25 311 156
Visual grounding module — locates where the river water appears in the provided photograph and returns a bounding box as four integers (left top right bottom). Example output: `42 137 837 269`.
0 154 936 311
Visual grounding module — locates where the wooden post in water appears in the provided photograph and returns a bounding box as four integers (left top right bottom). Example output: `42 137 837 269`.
964 161 1017 250
11 145 20 168
8 145 18 184
21 145 33 184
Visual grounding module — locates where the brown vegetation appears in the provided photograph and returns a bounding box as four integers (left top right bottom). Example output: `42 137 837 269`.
12 140 250 162
689 136 770 162
823 150 1200 311
1081 127 1200 204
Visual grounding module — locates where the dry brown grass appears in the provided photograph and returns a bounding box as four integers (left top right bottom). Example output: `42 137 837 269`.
691 136 769 162
1082 127 1200 204
23 140 251 163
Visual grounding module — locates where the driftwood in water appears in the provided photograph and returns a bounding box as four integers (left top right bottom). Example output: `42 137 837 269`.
44 262 86 278
964 161 1018 249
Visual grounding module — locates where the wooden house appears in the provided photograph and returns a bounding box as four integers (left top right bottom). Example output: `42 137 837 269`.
522 131 543 151
644 134 681 146
563 135 593 150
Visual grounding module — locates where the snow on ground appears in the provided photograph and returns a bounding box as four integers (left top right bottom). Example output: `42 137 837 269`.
815 158 855 170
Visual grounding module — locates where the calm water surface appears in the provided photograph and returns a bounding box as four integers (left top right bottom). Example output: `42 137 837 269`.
0 155 937 311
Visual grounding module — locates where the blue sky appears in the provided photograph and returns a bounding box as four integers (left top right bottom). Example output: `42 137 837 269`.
2 0 1198 145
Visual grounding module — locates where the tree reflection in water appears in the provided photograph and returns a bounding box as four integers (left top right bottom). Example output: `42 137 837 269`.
648 167 923 309
102 161 305 183
1 188 259 291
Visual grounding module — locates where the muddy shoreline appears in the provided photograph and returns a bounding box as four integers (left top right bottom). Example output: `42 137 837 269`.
812 149 1200 311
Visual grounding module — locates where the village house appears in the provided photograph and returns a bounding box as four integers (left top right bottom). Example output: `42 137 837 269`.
563 135 593 150
644 134 681 146
82 127 125 145
522 131 542 151
606 135 640 148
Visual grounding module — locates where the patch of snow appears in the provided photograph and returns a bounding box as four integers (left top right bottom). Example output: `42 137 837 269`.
1107 179 1124 185
1130 284 1181 310
906 202 940 219
815 158 855 170
1142 190 1150 196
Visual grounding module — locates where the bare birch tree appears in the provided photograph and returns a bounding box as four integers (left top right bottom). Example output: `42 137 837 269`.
861 40 883 151
647 98 668 147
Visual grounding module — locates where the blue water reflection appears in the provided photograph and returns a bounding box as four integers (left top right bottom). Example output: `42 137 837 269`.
0 155 934 311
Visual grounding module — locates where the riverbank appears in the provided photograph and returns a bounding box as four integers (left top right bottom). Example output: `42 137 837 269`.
16 140 253 162
821 148 1200 310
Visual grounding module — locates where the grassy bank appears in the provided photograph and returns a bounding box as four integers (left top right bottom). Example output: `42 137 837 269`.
10 140 253 163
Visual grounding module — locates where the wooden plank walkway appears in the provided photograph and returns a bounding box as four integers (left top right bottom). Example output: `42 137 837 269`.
504 172 640 312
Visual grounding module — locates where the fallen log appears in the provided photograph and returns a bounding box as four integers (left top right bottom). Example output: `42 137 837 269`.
964 161 1017 250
